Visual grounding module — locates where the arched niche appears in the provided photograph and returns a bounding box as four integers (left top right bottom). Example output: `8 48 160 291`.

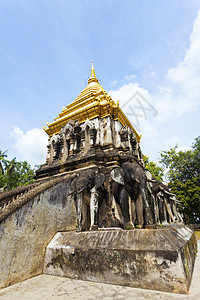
82 119 95 151
61 123 73 159
48 134 60 163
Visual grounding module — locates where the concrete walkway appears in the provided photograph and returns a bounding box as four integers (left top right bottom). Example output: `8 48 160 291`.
0 242 199 300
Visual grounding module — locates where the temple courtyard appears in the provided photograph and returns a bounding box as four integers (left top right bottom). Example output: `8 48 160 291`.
0 241 199 300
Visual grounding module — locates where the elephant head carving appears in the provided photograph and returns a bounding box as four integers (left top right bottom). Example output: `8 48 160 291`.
110 167 125 185
146 177 182 224
111 162 153 228
68 168 106 231
69 169 105 195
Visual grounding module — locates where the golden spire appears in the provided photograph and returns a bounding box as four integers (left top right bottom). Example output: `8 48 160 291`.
88 61 99 84
91 61 96 77
44 61 140 142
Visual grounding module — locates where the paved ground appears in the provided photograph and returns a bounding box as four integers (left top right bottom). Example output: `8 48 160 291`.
0 241 199 300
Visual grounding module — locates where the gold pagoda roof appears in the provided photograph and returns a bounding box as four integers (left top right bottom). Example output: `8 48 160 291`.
43 62 141 142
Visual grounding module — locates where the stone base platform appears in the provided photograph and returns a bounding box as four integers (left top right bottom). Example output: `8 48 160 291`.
44 225 197 294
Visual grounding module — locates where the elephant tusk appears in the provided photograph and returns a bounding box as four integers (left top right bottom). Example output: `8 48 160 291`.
170 198 180 203
147 179 156 183
77 188 85 194
165 190 175 196
67 191 74 196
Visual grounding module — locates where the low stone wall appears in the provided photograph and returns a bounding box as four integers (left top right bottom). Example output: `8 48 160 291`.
0 180 77 289
44 226 197 294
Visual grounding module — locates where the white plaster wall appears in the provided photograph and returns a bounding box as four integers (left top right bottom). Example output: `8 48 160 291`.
114 120 123 148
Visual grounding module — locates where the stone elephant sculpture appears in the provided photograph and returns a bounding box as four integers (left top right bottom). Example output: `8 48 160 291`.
111 162 153 229
146 172 182 224
68 168 106 231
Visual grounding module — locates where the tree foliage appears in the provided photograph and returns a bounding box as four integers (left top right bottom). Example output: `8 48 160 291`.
0 151 35 191
0 150 9 175
160 137 200 222
143 155 164 181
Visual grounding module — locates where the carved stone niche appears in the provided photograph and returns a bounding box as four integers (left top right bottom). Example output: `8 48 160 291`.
119 129 128 142
58 134 64 161
130 132 137 152
81 130 85 149
89 128 97 146
73 121 82 152
50 134 61 162
119 126 129 150
62 122 73 160
63 123 73 139
82 119 96 151
74 125 81 134
46 141 51 165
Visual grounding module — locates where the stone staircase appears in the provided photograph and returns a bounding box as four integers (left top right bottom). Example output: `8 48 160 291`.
0 175 69 223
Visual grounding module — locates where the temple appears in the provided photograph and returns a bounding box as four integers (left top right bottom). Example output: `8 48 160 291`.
0 62 197 294
36 62 142 178
43 62 140 139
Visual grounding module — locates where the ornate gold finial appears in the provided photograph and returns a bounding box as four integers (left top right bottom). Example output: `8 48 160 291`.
91 60 96 78
88 61 99 84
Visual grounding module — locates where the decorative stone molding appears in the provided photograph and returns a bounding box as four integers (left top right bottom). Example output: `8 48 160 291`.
44 117 143 168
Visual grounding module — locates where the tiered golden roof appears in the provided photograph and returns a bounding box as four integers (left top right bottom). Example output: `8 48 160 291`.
43 62 140 141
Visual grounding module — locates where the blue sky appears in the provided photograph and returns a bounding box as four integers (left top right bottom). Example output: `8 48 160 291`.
0 0 200 166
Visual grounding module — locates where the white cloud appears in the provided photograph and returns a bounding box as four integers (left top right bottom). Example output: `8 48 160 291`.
177 145 191 152
108 11 200 162
142 71 156 79
167 10 200 101
153 87 197 124
109 82 157 135
153 11 200 126
109 82 151 106
110 80 118 87
149 71 156 78
163 136 182 149
124 74 136 81
11 127 48 167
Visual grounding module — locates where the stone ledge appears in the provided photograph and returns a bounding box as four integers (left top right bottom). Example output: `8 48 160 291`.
44 225 197 294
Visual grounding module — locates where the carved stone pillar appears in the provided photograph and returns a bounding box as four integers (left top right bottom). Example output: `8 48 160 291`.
75 192 83 232
90 186 99 230
46 142 51 165
104 116 113 146
81 131 85 149
49 143 54 163
69 134 75 155
114 121 122 149
74 125 81 151
58 135 64 161
61 134 68 162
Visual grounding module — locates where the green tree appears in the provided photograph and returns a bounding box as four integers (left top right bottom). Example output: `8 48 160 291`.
143 155 164 181
160 137 200 222
0 150 9 175
0 150 35 191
